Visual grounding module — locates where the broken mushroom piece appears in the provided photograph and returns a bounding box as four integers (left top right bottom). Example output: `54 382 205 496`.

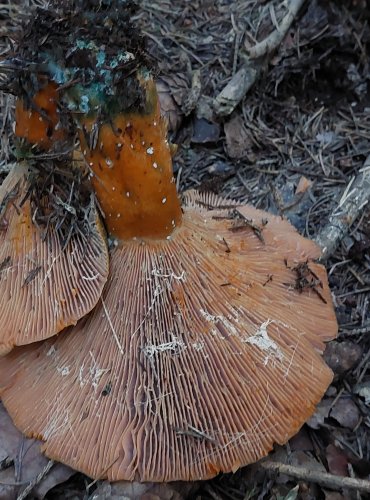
0 42 108 353
0 162 109 355
15 80 66 149
0 81 337 481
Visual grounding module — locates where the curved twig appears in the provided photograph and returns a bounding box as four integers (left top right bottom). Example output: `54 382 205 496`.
213 0 307 117
247 0 307 59
315 155 370 260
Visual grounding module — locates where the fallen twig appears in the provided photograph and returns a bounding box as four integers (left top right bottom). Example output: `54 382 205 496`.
247 0 307 60
339 322 370 337
213 62 261 117
261 460 370 493
182 69 201 116
213 0 307 116
315 154 370 260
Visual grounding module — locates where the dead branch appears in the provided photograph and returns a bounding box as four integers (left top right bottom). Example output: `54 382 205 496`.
315 154 370 260
182 69 202 116
213 62 261 117
213 0 307 116
247 0 307 59
261 460 370 493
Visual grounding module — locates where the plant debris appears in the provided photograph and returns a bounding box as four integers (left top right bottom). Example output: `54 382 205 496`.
285 259 327 304
21 157 99 248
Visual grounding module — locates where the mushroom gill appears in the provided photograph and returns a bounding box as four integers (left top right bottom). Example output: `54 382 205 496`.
0 189 337 480
0 163 109 354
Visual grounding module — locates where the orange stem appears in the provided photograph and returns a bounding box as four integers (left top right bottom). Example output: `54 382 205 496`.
80 79 182 241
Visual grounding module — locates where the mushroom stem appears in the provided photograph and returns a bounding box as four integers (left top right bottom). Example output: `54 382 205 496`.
79 78 182 241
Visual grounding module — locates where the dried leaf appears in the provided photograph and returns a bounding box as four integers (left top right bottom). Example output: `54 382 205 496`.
224 114 254 160
278 485 299 500
91 480 197 500
160 74 189 107
192 118 220 143
307 398 333 430
0 403 74 499
324 341 363 376
290 451 326 473
289 428 314 452
330 397 360 430
354 381 370 406
326 444 349 477
295 176 313 195
156 75 188 132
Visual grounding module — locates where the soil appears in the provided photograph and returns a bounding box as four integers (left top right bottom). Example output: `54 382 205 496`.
0 0 369 499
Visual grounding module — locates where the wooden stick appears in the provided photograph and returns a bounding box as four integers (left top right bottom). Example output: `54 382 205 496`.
213 0 307 116
213 62 261 117
247 0 307 59
261 460 370 493
315 155 370 260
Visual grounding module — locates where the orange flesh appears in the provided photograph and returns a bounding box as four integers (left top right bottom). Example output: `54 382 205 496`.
80 90 182 240
15 81 65 148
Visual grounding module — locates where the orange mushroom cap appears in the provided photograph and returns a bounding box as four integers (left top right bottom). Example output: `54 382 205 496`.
0 163 109 355
0 191 337 481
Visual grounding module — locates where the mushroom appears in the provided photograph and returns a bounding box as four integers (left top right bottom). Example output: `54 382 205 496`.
0 160 109 354
0 0 337 482
0 75 337 480
0 43 110 353
78 76 182 240
15 80 66 148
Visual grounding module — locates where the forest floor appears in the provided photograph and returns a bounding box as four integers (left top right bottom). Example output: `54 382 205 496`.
0 0 369 499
